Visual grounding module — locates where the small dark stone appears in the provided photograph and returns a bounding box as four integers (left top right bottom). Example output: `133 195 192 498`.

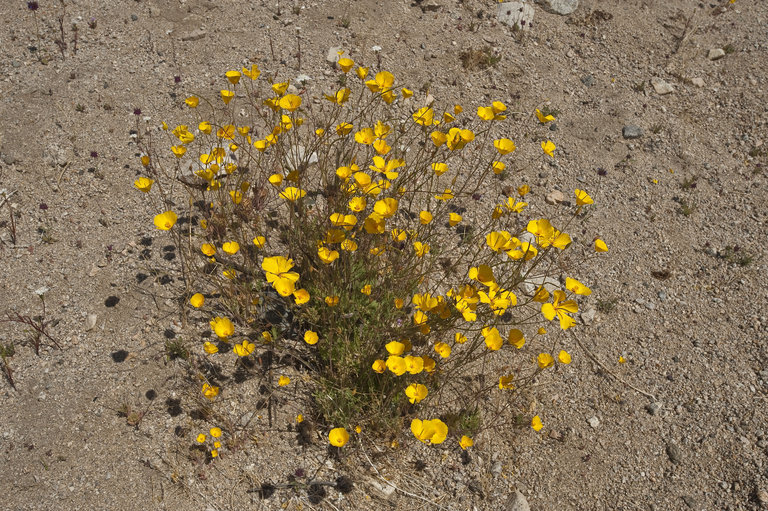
580 74 595 87
145 389 157 400
104 296 120 307
130 14 138 21
622 126 644 139
111 350 129 363
666 443 682 464
646 402 662 415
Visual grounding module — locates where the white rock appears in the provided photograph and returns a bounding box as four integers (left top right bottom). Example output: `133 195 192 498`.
294 74 312 85
545 190 564 204
588 416 600 428
368 478 396 499
580 307 597 325
650 77 674 95
497 2 535 30
535 0 578 15
505 490 531 511
708 48 726 61
326 46 344 63
521 275 559 296
691 77 705 87
85 314 98 331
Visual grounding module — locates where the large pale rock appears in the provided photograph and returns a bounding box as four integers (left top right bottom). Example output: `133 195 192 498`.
651 77 674 95
505 490 531 511
497 2 535 30
535 0 578 15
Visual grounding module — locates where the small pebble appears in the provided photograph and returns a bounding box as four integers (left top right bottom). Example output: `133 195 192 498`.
545 190 564 204
666 443 682 464
588 416 600 428
646 402 662 416
650 77 674 95
708 48 726 61
623 126 644 139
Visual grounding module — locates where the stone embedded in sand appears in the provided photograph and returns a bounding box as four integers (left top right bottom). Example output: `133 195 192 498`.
622 125 644 139
497 2 535 31
545 190 565 204
708 48 726 61
651 77 674 95
535 0 579 15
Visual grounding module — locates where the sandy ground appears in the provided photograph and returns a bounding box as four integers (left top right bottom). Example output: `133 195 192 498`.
1 0 767 509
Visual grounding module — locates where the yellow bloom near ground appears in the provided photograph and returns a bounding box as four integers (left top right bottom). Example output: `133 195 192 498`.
189 293 204 308
304 331 319 345
153 211 177 230
329 427 349 447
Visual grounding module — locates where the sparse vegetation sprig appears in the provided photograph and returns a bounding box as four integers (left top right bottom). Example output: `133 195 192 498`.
135 55 607 455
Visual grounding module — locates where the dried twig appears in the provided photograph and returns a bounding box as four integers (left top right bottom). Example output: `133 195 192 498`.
674 9 699 55
357 435 451 511
570 332 658 402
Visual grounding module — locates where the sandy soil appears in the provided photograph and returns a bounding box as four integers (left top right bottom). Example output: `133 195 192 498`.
1 0 767 509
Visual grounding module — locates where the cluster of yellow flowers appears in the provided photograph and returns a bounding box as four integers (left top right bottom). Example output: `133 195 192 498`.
136 53 608 453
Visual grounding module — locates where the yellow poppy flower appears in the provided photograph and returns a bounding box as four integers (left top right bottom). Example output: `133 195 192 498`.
531 415 543 431
558 350 572 364
372 359 386 373
538 353 555 369
499 374 515 390
482 326 502 350
134 177 154 192
574 188 593 206
225 70 241 84
535 108 555 123
595 238 608 252
411 418 448 444
220 90 234 104
541 140 556 157
222 241 240 255
541 290 578 330
279 187 306 201
405 383 428 404
459 436 474 450
337 57 354 73
508 329 525 349
189 293 205 308
278 94 301 112
262 256 300 297
293 288 310 305
565 277 592 296
493 138 516 155
434 342 451 358
202 383 219 400
304 331 319 345
328 427 349 447
210 317 234 340
153 211 177 230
